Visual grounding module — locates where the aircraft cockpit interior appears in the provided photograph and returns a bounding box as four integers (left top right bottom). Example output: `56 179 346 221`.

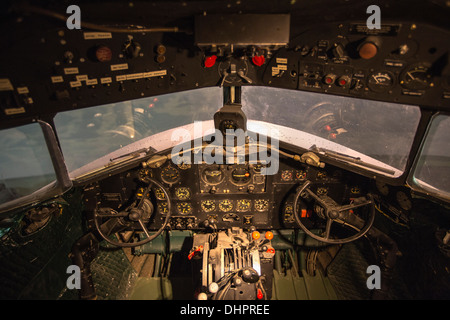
0 0 449 304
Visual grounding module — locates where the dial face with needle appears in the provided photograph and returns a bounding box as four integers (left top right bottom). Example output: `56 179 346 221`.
400 63 432 90
368 71 395 92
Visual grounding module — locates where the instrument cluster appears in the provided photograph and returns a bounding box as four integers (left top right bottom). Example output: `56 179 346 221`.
90 150 383 232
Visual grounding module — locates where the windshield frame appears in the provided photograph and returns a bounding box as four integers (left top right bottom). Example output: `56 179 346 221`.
0 120 72 216
407 111 450 203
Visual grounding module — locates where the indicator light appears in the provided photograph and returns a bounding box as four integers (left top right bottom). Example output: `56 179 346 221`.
252 55 265 66
337 76 350 87
204 55 217 68
257 289 263 299
323 74 336 85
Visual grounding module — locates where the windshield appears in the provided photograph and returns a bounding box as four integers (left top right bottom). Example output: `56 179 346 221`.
0 123 56 205
242 86 421 173
410 114 450 198
54 87 223 172
53 86 421 177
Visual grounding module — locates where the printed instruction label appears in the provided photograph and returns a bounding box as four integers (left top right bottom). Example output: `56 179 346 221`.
83 32 112 40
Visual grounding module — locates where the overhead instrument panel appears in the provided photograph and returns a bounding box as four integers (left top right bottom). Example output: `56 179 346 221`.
1 4 450 126
276 22 450 109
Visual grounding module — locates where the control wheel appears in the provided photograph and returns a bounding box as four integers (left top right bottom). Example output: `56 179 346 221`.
94 178 172 247
293 180 375 244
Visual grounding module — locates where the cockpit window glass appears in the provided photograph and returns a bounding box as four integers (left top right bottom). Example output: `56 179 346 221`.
411 114 450 196
0 123 56 205
242 86 421 172
54 87 223 172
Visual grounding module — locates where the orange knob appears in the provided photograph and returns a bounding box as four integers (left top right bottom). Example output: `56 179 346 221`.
265 231 274 240
252 231 261 240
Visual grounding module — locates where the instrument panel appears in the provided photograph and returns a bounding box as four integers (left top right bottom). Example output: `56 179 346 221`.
1 3 450 128
87 150 382 231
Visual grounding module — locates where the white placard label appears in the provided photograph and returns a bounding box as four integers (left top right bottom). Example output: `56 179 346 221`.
4 107 25 115
51 76 64 83
64 67 79 75
86 79 98 86
111 63 129 71
100 77 112 84
276 58 288 64
126 73 144 80
17 87 29 94
69 80 82 88
83 32 112 40
144 70 167 78
76 75 88 81
0 78 13 91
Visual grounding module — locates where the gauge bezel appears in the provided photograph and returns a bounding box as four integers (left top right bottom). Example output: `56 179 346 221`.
399 62 432 91
219 199 234 212
367 70 395 93
230 167 252 186
237 199 252 212
201 200 216 212
254 199 269 212
201 165 225 185
160 165 180 185
175 187 191 200
176 202 193 215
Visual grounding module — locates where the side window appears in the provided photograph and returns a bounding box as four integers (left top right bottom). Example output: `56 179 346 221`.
410 114 450 197
0 123 56 205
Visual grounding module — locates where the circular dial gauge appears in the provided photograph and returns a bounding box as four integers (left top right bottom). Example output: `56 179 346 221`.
255 199 269 212
219 200 233 212
177 162 191 170
368 71 395 92
138 168 152 182
177 202 193 215
175 187 191 200
136 187 149 199
231 167 251 185
161 166 180 184
157 202 169 215
295 170 307 181
201 200 216 212
202 166 224 185
281 170 293 181
237 199 251 212
154 187 166 200
400 63 432 90
252 164 264 173
316 171 327 179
